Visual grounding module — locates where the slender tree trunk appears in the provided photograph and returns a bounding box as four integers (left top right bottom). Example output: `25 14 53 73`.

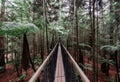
99 0 104 38
114 0 120 81
50 32 55 50
0 37 5 71
43 0 49 55
115 51 120 82
32 33 36 60
96 1 99 81
40 30 44 61
110 0 114 45
31 5 36 60
0 0 6 72
73 0 79 62
91 0 97 82
89 0 93 47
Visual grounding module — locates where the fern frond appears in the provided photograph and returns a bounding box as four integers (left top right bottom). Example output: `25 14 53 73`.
0 22 39 36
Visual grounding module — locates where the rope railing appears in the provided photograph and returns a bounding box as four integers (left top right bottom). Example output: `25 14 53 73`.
29 42 90 82
61 43 90 82
29 43 58 82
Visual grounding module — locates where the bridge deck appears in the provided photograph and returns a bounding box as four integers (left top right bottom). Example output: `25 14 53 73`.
54 44 65 82
29 43 90 82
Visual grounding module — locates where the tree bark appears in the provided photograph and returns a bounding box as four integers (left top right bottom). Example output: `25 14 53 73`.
114 1 120 81
110 0 114 45
91 0 97 82
32 33 37 60
43 0 49 55
21 33 36 72
0 0 6 72
73 0 79 62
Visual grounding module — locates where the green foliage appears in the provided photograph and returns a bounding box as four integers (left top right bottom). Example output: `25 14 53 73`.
101 45 120 55
0 66 5 71
33 56 42 69
63 21 73 28
99 57 115 65
116 45 120 51
83 63 92 71
33 56 42 64
79 43 92 51
32 0 43 13
0 22 39 36
108 76 116 82
33 19 43 29
77 9 90 28
103 15 115 35
0 22 3 27
18 74 26 81
103 2 120 35
100 45 117 55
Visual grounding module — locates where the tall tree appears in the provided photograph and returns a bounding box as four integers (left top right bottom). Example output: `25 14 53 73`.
21 33 36 72
89 0 97 81
73 0 79 62
109 0 114 45
114 0 120 81
43 0 49 55
32 0 44 61
0 0 6 72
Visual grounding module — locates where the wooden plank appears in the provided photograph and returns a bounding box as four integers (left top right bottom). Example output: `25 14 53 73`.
54 43 65 82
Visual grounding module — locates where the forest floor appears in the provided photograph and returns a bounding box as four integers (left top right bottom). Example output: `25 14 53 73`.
0 64 34 82
84 55 117 82
0 52 118 82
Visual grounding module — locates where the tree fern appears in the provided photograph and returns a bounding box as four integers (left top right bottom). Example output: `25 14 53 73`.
0 22 39 36
100 45 117 55
79 43 92 51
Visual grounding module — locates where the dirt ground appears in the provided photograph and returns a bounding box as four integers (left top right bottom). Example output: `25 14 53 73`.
0 64 34 82
84 55 117 82
0 55 118 82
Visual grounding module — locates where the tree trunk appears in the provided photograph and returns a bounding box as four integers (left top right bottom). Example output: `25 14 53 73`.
73 0 79 62
0 37 5 72
110 0 114 45
114 1 120 81
21 33 36 72
0 0 6 72
91 0 97 82
50 32 55 50
99 0 105 39
40 30 44 61
32 33 37 60
43 0 49 55
21 33 30 71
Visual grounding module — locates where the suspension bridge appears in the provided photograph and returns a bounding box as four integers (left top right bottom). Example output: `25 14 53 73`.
29 42 90 82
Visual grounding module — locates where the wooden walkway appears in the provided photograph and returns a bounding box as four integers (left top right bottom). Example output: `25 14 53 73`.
29 43 90 82
54 44 65 82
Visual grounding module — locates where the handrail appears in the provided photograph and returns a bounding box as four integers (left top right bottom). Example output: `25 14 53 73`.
61 44 90 82
29 43 58 82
